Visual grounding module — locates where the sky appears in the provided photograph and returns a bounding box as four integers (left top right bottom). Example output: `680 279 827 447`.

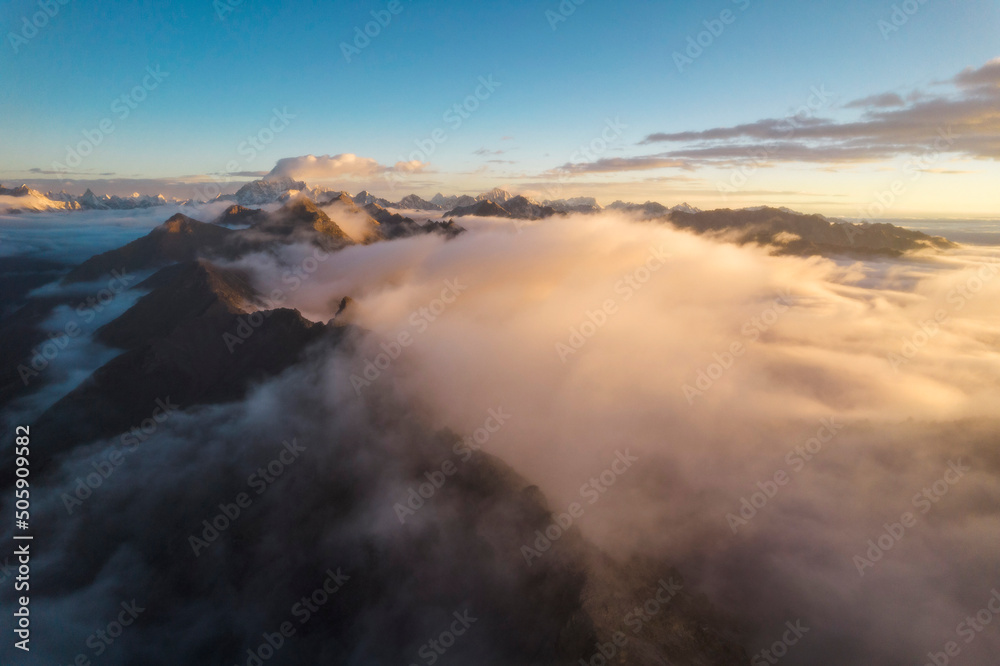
1 0 998 218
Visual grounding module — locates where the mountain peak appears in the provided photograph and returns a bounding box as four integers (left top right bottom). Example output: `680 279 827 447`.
477 187 515 203
157 213 207 233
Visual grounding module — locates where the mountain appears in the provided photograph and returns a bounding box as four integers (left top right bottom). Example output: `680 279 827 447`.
0 184 80 213
670 202 701 214
62 213 233 283
364 203 465 239
214 204 266 226
34 290 336 454
443 196 557 220
95 260 262 350
431 193 477 209
501 195 558 220
230 176 307 205
236 198 355 250
0 184 38 197
445 199 513 218
75 189 171 210
668 207 957 257
607 200 672 218
64 201 359 284
353 190 394 207
544 197 603 214
311 189 355 205
396 193 443 211
476 187 516 203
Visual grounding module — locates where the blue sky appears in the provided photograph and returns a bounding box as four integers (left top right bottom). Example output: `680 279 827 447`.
1 0 999 216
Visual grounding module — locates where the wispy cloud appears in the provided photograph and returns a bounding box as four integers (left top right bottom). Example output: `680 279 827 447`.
844 92 905 108
28 167 116 176
551 156 695 174
636 58 1000 166
548 58 999 176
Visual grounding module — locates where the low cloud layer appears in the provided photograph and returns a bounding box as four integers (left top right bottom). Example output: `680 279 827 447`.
3 209 1000 663
228 210 1000 663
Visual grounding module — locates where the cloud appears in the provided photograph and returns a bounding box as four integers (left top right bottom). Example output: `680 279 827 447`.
225 212 1000 665
5 209 1000 663
267 153 427 182
551 156 695 174
225 170 269 178
954 56 1000 88
391 159 426 173
602 58 1000 171
845 92 905 108
28 167 117 176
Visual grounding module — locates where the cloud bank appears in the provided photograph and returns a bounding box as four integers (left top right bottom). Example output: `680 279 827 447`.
227 211 1000 663
267 153 426 183
4 209 1000 664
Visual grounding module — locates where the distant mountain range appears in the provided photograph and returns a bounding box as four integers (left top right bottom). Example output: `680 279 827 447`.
0 178 687 218
1 177 956 257
0 184 178 212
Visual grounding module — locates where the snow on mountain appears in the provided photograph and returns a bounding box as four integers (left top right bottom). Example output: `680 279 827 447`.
396 194 443 211
670 202 701 214
353 190 393 208
607 200 670 218
73 189 172 210
501 195 557 220
0 184 79 213
229 177 307 205
444 195 557 220
476 187 516 204
544 197 603 214
431 193 476 210
445 200 513 218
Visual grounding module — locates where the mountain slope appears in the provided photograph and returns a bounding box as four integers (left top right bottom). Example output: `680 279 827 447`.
397 193 443 210
230 176 307 205
445 200 513 218
62 214 233 283
668 207 956 256
95 260 261 350
215 204 266 226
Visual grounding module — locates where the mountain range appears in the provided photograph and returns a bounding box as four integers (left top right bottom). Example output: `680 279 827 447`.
2 177 955 259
